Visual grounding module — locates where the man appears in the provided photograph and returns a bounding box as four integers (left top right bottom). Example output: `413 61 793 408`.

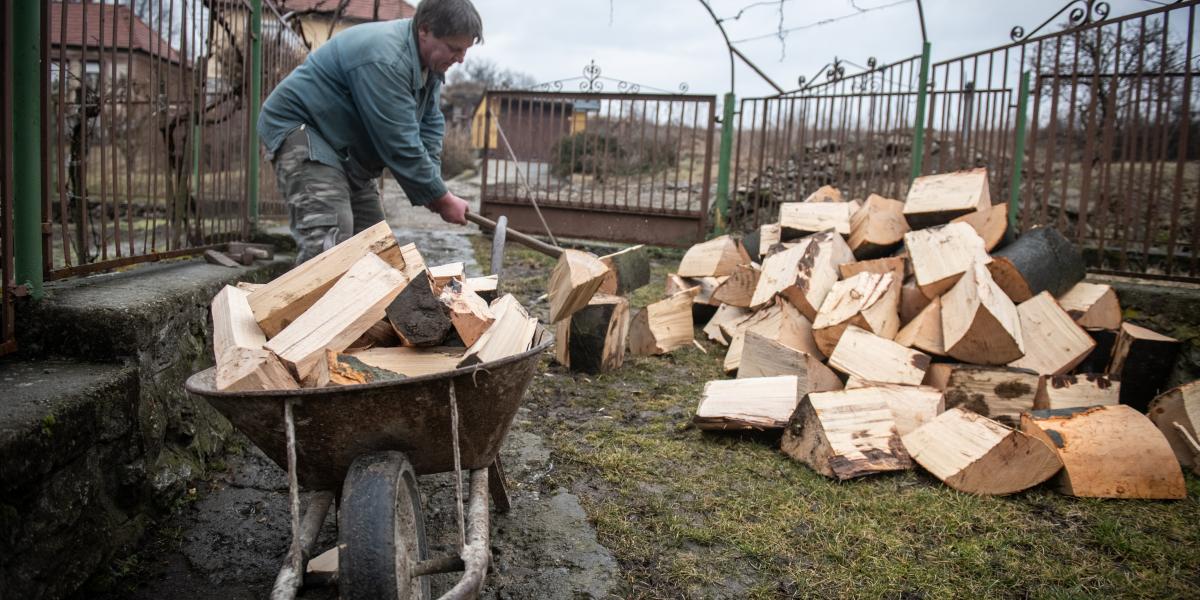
258 0 481 263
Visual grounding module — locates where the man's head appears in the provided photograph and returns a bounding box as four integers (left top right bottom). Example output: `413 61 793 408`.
414 0 483 74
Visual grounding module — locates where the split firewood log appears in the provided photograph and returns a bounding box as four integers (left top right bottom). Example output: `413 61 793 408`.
750 230 855 318
1021 405 1186 499
839 256 906 293
597 245 651 296
313 349 406 386
711 263 761 308
693 375 802 430
741 223 782 260
849 194 909 258
428 262 465 294
1147 381 1200 472
346 346 463 377
903 407 1063 495
1007 291 1096 376
738 331 842 392
463 275 499 303
941 261 1024 365
1034 373 1120 411
804 185 844 203
812 271 900 356
702 304 751 346
1056 282 1121 331
458 294 538 367
899 277 932 326
1107 322 1182 412
555 293 630 373
987 226 1085 302
905 222 991 299
894 296 945 356
211 285 297 392
780 202 854 239
781 390 912 480
724 298 822 373
548 249 610 323
827 325 930 386
903 168 991 228
950 202 1008 252
677 235 751 278
941 364 1040 427
629 288 698 356
439 279 496 347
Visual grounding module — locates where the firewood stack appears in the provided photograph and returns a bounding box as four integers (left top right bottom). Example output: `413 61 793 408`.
209 221 538 391
682 168 1192 498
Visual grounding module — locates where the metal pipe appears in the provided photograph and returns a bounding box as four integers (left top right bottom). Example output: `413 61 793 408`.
435 468 491 600
12 0 42 298
909 41 931 183
249 0 264 228
715 92 736 233
1009 71 1032 234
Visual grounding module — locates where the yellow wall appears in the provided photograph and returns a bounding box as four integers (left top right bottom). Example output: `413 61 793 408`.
471 99 498 150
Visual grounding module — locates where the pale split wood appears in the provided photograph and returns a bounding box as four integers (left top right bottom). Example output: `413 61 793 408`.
738 331 843 394
903 407 1063 495
751 230 856 318
711 263 761 308
804 185 845 203
428 261 465 294
628 289 696 356
694 376 802 430
864 384 945 437
1056 282 1121 331
849 194 909 258
212 285 267 364
781 390 912 480
398 242 426 281
942 364 1040 427
812 271 900 356
758 223 782 258
894 295 945 356
548 249 610 323
458 294 538 367
686 276 727 307
1008 292 1096 376
1035 373 1120 411
839 256 906 292
1147 381 1200 470
463 275 499 301
1021 405 1186 499
922 363 955 391
265 253 409 383
217 347 299 392
703 304 751 346
439 279 496 347
903 167 991 228
828 325 930 386
905 222 992 298
941 260 1024 365
249 221 401 338
346 346 464 377
724 299 822 373
235 281 265 292
899 277 932 326
677 234 751 278
780 202 854 237
950 202 1008 252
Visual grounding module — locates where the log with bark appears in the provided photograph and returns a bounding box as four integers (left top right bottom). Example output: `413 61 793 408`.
987 226 1085 302
548 249 610 323
555 293 630 373
385 270 453 347
1034 373 1120 411
1107 322 1182 412
693 375 802 430
597 245 651 296
346 346 463 377
1147 381 1200 472
781 390 912 480
903 168 991 228
941 364 1040 427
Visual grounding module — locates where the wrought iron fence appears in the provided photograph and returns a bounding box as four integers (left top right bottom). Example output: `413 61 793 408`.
2 1 15 356
479 90 717 247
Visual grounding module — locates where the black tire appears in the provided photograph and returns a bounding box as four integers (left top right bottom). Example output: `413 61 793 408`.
338 451 430 600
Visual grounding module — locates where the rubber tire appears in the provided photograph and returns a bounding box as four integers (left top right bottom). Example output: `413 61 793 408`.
338 451 430 600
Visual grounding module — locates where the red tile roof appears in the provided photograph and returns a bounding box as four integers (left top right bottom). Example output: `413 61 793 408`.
278 0 415 22
49 2 185 65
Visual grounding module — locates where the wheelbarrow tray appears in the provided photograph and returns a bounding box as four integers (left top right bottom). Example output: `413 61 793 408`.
185 327 552 491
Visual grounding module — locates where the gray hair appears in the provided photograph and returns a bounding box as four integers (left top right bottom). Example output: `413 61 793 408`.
413 0 484 44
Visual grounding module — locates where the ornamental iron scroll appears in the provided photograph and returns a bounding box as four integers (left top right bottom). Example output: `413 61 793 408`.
796 56 880 92
529 60 689 95
1010 0 1111 42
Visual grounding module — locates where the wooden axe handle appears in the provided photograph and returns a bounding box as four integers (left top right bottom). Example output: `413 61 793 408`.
467 212 563 259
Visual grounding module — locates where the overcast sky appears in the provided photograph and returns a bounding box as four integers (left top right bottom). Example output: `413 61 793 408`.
443 0 1171 99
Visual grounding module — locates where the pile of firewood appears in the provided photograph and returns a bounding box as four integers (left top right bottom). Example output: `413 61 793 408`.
669 169 1198 499
209 221 537 391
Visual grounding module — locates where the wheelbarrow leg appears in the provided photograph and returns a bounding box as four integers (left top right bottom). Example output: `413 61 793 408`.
488 458 511 514
272 398 335 600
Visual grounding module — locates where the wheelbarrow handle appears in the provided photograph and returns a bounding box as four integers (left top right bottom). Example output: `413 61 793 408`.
466 212 562 259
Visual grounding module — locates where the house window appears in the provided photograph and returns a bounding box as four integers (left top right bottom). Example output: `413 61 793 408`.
84 61 101 89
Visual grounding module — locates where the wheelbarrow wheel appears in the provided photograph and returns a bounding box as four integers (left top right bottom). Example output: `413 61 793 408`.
339 451 431 600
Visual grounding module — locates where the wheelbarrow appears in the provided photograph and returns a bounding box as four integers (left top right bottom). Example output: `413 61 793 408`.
185 215 561 599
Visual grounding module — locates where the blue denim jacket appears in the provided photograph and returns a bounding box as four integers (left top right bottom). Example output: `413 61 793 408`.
258 19 446 205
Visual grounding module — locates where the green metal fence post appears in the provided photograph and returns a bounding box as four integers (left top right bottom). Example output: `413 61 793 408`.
909 41 931 183
13 1 42 298
1009 71 1032 233
714 92 736 234
247 0 263 230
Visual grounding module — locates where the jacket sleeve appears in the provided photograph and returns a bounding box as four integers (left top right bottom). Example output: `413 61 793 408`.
345 62 447 206
420 84 445 174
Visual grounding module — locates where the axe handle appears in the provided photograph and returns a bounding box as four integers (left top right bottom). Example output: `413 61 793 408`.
467 212 563 259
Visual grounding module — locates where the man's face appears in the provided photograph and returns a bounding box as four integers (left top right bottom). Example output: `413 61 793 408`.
417 27 473 74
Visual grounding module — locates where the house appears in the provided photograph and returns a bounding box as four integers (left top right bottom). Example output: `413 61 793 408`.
278 0 414 48
471 96 598 160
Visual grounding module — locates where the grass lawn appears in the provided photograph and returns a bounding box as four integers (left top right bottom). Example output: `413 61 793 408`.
472 236 1200 599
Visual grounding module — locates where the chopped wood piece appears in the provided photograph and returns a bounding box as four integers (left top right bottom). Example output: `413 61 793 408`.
463 275 499 303
922 363 955 391
1021 405 1186 499
703 304 751 346
440 280 496 347
849 194 909 258
347 346 464 377
217 347 300 392
212 286 266 363
684 276 726 307
265 253 409 382
555 294 629 373
839 256 906 291
894 296 945 356
950 202 1008 252
1057 282 1121 331
903 168 991 228
751 230 856 318
228 241 275 260
738 331 842 393
1035 373 1120 410
629 289 697 356
398 242 426 281
780 202 853 238
321 349 406 386
941 261 1024 365
804 185 844 203
694 376 801 430
204 249 240 268
428 262 465 294
827 325 930 386
1075 328 1118 374
905 222 991 298
458 295 538 367
249 221 403 337
868 384 945 437
899 277 931 326
1006 292 1095 376
757 223 781 258
677 235 751 278
942 364 1040 427
597 245 651 296
349 319 402 351
781 390 911 479
988 226 1085 302
1107 322 1182 412
235 281 265 292
904 408 1063 495
724 299 822 373
548 249 610 323
813 271 900 356
385 270 452 347
1147 381 1200 470
711 263 761 308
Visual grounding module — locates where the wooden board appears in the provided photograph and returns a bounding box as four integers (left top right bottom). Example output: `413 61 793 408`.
1007 291 1096 376
904 407 1063 495
215 347 299 392
548 249 610 323
458 294 538 367
1107 322 1182 412
751 230 856 318
628 289 697 356
1021 405 1186 499
710 263 761 308
950 202 1008 252
212 285 266 364
1056 282 1121 331
694 376 801 430
555 293 629 373
385 270 452 347
989 226 1085 301
265 253 409 382
780 202 854 238
249 221 402 337
781 390 912 480
812 271 900 356
1035 373 1120 411
903 168 991 228
597 245 651 296
942 364 1041 427
905 222 992 298
941 260 1024 365
827 325 930 386
738 331 843 394
677 235 750 278
894 296 945 356
848 194 908 258
1147 381 1200 470
347 346 463 377
702 304 751 346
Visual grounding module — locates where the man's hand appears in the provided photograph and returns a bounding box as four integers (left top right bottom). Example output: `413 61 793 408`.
427 191 469 225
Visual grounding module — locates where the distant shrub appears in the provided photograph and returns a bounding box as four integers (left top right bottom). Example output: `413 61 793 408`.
440 126 475 179
550 127 678 179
